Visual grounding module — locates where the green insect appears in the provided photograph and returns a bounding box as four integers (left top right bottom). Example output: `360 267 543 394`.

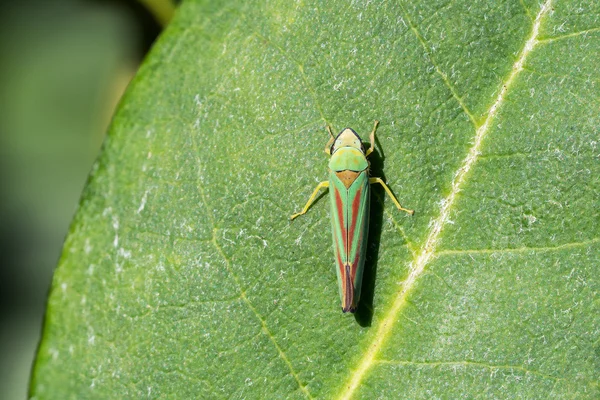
291 120 414 313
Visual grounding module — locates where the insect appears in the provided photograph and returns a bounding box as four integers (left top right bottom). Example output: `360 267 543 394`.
291 120 414 313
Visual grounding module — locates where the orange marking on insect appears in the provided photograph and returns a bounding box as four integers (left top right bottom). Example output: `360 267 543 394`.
335 170 360 189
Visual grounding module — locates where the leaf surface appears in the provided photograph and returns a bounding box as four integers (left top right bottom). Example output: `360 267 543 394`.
31 0 600 398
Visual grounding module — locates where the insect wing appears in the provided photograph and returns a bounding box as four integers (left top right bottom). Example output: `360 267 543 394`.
329 170 370 312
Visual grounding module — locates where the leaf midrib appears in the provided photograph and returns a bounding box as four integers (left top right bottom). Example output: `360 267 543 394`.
337 1 553 399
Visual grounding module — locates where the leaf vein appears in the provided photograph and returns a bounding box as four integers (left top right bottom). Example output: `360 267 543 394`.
210 231 313 399
376 359 563 383
337 1 553 399
398 3 478 129
519 0 534 21
437 237 600 256
538 26 600 43
252 31 329 126
189 126 313 399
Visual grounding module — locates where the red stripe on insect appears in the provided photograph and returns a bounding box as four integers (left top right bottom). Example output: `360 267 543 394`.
336 249 345 278
350 222 365 279
348 187 362 254
334 189 347 253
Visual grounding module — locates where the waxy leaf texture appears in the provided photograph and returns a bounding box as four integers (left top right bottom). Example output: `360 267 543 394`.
32 1 599 398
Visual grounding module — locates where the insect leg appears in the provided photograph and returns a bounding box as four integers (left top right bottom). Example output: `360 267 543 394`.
290 181 330 220
365 120 380 157
325 125 335 155
369 177 414 215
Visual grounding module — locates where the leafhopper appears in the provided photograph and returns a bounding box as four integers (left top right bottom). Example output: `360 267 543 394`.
291 121 414 313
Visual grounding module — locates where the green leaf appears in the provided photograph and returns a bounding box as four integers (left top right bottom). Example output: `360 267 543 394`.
31 0 600 398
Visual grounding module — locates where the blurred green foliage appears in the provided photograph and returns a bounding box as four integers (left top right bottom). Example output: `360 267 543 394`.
0 0 152 398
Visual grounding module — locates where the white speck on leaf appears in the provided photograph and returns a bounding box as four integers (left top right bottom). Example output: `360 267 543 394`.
137 191 148 214
49 348 59 361
118 248 132 259
524 214 537 226
84 238 92 254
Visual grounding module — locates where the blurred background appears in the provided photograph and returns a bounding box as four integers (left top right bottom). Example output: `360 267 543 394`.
0 0 174 397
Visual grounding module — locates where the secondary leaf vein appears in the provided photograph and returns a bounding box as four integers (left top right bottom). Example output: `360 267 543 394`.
376 360 563 383
437 237 600 256
189 130 312 398
398 3 478 129
537 26 600 43
210 230 313 399
252 31 329 126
